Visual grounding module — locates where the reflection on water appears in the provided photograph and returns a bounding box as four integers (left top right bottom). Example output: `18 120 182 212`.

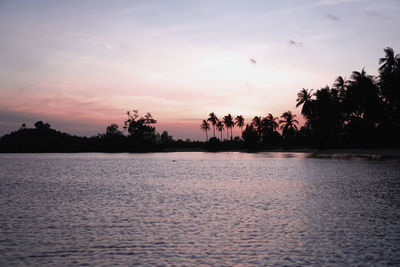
0 152 399 266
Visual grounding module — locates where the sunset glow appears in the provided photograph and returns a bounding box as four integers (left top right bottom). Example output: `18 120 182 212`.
1 0 399 139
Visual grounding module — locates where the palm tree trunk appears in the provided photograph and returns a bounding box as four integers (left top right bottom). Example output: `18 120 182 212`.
230 127 233 140
206 130 208 141
213 126 216 138
220 131 222 141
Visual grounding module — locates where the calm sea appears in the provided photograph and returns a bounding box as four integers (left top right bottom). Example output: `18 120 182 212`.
0 152 399 266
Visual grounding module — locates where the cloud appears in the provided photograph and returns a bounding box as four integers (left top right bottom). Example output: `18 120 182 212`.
326 13 340 21
119 44 130 50
316 0 365 6
288 39 303 47
249 58 256 65
366 10 386 18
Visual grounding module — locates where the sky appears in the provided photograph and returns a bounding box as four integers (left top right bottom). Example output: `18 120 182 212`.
0 0 399 140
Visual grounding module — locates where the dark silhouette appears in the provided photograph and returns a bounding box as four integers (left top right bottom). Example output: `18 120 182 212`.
207 112 218 138
216 120 224 141
235 115 245 135
294 47 400 148
279 111 299 145
242 124 261 149
223 114 234 140
1 47 399 152
261 113 279 146
106 123 122 136
200 120 210 141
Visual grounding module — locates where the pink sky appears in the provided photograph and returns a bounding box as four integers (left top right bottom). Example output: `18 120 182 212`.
0 0 399 140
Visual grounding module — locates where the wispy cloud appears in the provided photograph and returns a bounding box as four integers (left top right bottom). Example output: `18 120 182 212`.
326 13 340 21
288 39 303 47
316 0 365 6
366 10 386 19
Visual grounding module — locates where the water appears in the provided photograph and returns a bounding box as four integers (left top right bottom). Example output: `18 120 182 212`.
0 152 399 266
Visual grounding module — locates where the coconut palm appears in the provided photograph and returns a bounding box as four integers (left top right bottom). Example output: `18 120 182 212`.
333 76 348 99
207 112 218 138
259 113 279 144
262 113 279 132
251 116 262 136
379 47 398 75
235 115 245 135
200 120 210 141
279 111 299 138
348 68 380 123
223 114 234 140
216 120 224 141
296 88 314 119
378 47 400 106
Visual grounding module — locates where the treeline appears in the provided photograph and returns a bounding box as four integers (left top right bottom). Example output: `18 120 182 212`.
295 47 399 147
0 47 399 152
201 47 400 148
0 112 201 152
200 111 298 149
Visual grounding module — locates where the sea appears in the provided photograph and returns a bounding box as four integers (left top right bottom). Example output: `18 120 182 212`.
0 152 399 266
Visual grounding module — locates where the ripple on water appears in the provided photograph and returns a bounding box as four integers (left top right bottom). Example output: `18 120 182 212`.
0 152 400 266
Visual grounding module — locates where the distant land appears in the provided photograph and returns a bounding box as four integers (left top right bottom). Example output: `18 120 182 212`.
1 47 399 153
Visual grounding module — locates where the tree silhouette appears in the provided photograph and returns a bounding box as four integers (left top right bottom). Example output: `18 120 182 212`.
216 120 224 141
333 76 348 100
296 88 314 120
160 130 173 146
262 113 278 134
34 121 51 130
242 124 260 148
379 47 397 74
124 110 157 145
200 120 210 141
347 68 380 122
279 111 298 140
379 47 400 109
235 115 245 136
207 112 218 138
251 116 262 137
223 114 234 140
106 123 122 136
3 47 400 152
260 113 279 145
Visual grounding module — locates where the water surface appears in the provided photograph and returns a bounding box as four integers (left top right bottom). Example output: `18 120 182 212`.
1 152 399 266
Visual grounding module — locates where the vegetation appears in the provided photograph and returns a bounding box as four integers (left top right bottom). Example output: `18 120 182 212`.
294 47 400 148
199 47 400 149
0 47 399 152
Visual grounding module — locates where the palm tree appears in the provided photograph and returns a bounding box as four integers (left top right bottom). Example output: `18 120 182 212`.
200 120 210 141
350 68 373 84
207 112 218 138
348 68 380 123
279 111 299 138
378 47 400 106
333 76 348 100
379 47 397 75
223 114 234 140
216 120 224 141
260 113 279 144
262 113 279 132
235 115 245 135
296 88 314 119
251 116 262 136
